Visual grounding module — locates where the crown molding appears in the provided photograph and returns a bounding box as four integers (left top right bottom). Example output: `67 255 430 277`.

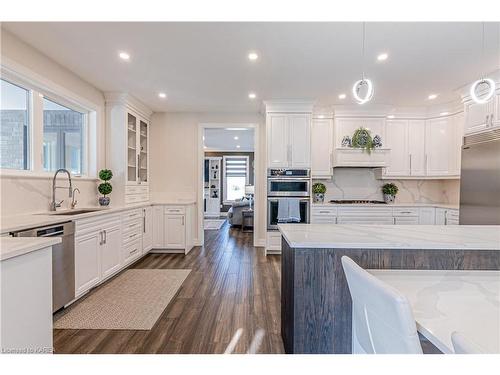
104 92 153 118
264 100 315 113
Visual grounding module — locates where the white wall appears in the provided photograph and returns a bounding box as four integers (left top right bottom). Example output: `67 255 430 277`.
150 112 266 245
0 29 106 216
314 168 460 204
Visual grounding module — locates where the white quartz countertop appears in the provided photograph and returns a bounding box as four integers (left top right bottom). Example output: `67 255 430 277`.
369 269 500 353
278 224 500 250
0 237 62 261
312 202 459 210
0 199 196 234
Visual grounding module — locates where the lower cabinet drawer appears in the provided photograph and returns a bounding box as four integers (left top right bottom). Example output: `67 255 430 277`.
125 193 149 205
123 229 142 246
164 206 186 215
311 215 337 224
266 232 282 250
123 238 142 264
394 217 419 225
337 216 394 225
392 207 419 217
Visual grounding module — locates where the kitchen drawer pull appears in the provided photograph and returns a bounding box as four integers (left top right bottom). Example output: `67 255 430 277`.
129 233 137 239
130 248 138 255
319 210 330 214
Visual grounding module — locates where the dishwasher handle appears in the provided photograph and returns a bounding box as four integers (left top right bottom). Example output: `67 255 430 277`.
37 225 65 237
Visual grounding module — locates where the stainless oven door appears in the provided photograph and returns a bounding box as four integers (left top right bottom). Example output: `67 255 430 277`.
267 197 310 230
267 178 310 197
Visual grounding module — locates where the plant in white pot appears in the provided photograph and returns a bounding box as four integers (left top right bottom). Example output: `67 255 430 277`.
312 182 327 203
382 183 398 204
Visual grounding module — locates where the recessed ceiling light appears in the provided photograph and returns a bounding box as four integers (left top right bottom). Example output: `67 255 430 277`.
387 115 395 119
318 115 325 119
158 92 167 99
440 112 450 116
236 145 241 149
248 92 257 99
234 136 239 140
377 53 389 61
248 52 259 61
428 94 438 100
338 93 346 99
119 52 130 61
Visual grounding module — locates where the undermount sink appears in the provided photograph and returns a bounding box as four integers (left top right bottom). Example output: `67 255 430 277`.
40 209 103 216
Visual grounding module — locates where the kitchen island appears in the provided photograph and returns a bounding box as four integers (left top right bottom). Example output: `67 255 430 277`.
278 224 500 354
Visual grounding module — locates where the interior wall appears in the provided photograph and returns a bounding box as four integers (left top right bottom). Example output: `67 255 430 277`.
150 112 265 245
314 168 460 204
0 29 106 217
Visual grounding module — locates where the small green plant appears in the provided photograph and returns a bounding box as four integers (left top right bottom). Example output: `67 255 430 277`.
98 169 113 197
351 127 374 154
312 182 326 194
382 183 399 196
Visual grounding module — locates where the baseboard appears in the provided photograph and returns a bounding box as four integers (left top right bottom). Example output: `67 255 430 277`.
255 239 266 247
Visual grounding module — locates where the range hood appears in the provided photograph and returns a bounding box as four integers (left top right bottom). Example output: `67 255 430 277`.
332 147 390 168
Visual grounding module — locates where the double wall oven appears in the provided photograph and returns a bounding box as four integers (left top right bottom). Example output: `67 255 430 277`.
267 168 310 230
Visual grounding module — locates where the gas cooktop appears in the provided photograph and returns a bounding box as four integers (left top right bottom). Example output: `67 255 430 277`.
329 200 387 204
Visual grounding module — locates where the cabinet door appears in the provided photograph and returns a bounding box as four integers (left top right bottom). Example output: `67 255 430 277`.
289 114 311 168
419 207 436 225
142 207 153 252
164 214 186 249
267 114 289 167
425 118 450 176
152 206 164 248
408 120 426 176
127 112 139 184
385 120 409 176
450 112 464 175
435 208 446 225
100 225 122 279
464 99 493 135
75 232 101 296
311 118 333 177
138 119 149 184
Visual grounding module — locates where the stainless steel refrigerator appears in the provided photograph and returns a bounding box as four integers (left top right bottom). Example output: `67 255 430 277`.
459 129 500 224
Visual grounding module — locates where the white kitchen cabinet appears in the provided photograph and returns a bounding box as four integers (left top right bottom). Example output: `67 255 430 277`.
394 217 419 225
75 232 101 296
425 117 452 176
419 207 436 224
464 97 495 135
408 120 426 176
142 206 153 252
266 113 311 168
450 112 465 175
164 214 185 249
311 205 337 224
100 223 122 280
385 120 410 176
152 206 164 248
435 208 446 225
106 93 152 206
311 118 333 177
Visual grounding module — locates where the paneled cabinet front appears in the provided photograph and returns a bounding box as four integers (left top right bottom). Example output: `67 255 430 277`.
75 232 101 297
311 118 333 177
164 214 186 248
267 113 311 168
100 224 122 279
142 206 153 252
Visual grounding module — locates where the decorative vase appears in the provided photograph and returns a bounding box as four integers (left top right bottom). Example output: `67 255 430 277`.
384 194 395 204
99 196 110 206
313 193 325 203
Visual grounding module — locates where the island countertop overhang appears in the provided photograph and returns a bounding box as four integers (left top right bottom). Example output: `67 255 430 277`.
277 224 500 251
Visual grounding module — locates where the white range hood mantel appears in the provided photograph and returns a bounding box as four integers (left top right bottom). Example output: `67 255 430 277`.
332 147 390 168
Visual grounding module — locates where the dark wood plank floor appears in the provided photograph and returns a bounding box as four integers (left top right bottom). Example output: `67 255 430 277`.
54 222 285 354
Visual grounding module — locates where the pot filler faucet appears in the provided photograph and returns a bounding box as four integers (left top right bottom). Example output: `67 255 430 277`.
51 168 73 211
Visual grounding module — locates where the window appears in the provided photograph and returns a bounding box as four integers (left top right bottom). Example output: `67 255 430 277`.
0 79 30 170
43 98 85 175
223 155 249 202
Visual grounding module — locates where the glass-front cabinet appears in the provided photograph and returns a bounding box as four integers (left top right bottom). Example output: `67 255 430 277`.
126 111 149 185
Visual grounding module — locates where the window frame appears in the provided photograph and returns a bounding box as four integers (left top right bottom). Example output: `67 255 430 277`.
222 155 250 204
1 69 93 178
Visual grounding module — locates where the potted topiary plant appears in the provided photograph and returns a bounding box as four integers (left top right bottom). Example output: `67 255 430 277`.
351 127 374 154
98 169 113 206
312 182 327 203
382 182 398 204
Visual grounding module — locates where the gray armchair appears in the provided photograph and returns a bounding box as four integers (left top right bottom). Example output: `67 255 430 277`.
227 199 250 226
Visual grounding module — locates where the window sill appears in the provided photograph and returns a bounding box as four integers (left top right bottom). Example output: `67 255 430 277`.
0 169 98 181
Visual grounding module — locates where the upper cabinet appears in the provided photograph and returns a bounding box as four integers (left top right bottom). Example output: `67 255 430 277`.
266 112 311 168
106 93 153 206
311 117 334 177
379 114 463 179
464 97 495 135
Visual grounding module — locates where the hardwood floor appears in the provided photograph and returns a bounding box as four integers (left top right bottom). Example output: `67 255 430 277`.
54 223 285 354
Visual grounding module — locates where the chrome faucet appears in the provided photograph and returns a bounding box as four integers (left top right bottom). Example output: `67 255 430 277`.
51 168 73 211
71 187 80 209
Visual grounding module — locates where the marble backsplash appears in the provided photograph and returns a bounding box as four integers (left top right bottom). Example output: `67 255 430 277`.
314 168 460 204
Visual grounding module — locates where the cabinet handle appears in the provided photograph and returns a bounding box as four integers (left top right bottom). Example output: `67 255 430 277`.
409 154 412 173
143 212 146 233
491 113 494 127
425 154 428 172
99 231 103 245
182 216 185 226
137 154 140 180
104 230 107 244
393 217 396 225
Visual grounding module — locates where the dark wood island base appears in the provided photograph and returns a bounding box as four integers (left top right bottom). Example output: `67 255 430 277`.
280 238 500 354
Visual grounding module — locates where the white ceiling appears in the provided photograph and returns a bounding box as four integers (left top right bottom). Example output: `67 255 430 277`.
3 22 500 112
204 128 254 151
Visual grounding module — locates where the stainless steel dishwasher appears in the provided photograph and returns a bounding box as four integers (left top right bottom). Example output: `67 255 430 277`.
12 222 75 312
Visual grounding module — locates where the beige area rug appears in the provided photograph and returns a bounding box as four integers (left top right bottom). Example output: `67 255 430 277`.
54 269 191 330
